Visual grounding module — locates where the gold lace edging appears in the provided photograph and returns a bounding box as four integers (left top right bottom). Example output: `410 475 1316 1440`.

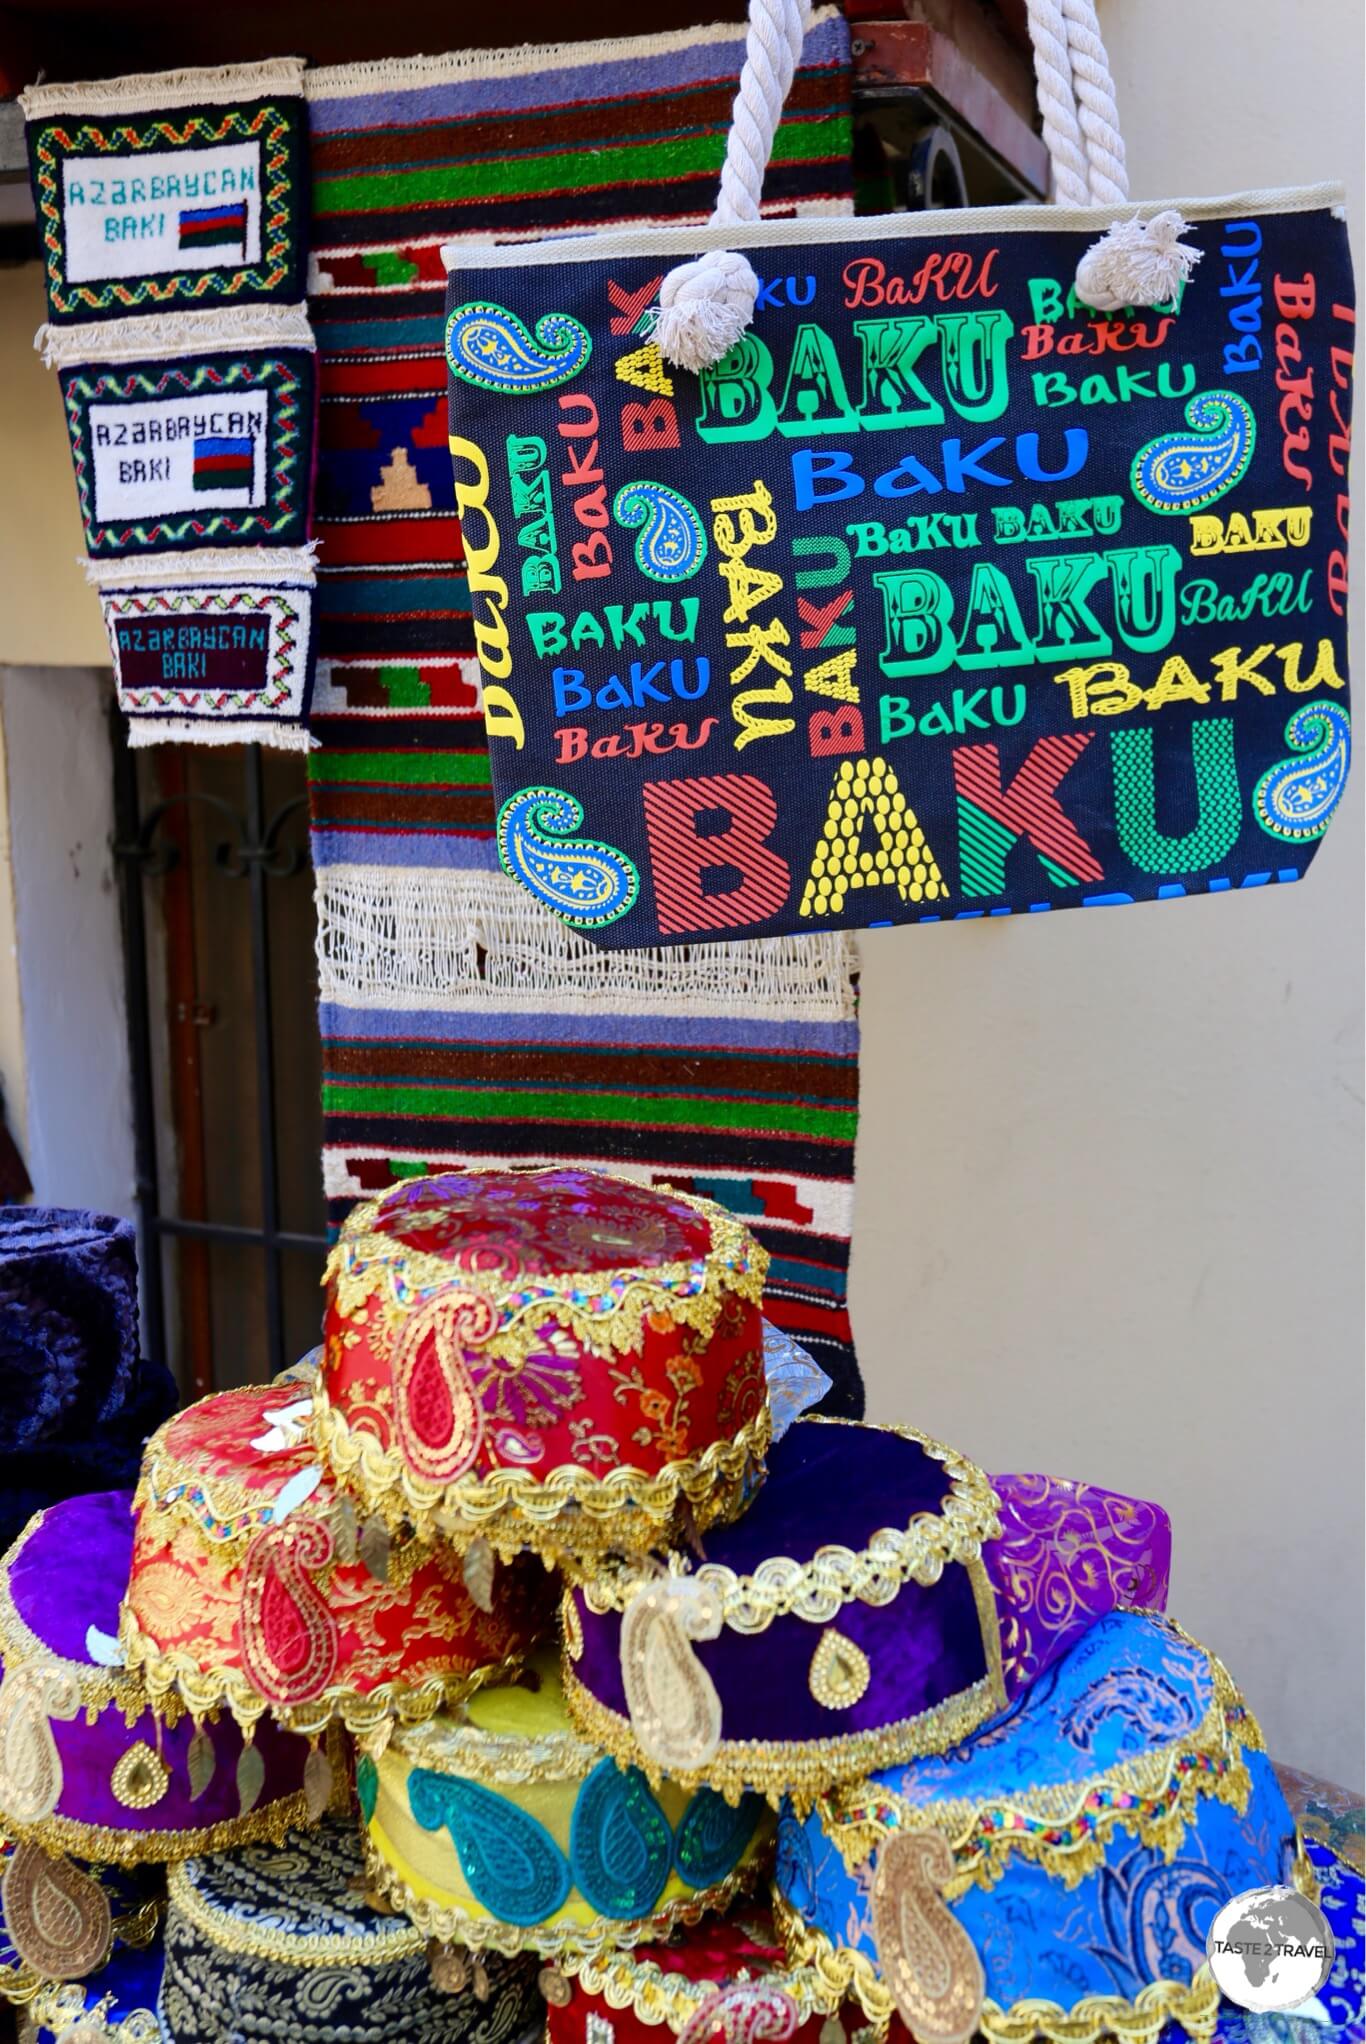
558 1901 844 2027
116 1604 527 1738
0 1780 322 1869
312 1394 772 1556
326 1170 767 1357
772 1902 1225 2043
390 1709 598 1788
560 1660 1001 1815
361 1839 763 1961
822 1652 1265 1891
577 1418 1001 1632
167 1851 425 1968
0 1511 183 1729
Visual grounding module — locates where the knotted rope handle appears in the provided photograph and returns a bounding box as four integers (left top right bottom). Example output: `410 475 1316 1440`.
653 0 1201 370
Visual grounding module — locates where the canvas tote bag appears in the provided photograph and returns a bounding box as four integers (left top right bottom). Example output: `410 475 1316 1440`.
442 0 1354 949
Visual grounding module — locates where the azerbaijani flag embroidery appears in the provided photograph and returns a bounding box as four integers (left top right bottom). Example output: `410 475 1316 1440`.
193 434 254 492
179 201 249 252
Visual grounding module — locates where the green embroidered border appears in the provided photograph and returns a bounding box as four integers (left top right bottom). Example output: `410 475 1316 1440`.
61 352 313 556
30 102 305 320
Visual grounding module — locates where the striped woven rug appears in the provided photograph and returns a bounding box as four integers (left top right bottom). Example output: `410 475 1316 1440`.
305 11 865 1413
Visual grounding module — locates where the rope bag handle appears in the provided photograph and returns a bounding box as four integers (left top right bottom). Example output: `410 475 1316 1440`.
654 0 1202 371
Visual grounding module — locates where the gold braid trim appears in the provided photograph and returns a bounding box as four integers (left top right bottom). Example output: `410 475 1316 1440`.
0 1510 185 1728
361 1840 764 1961
822 1656 1265 1892
312 1393 773 1556
576 1419 1001 1632
166 1850 428 1968
391 1705 599 1788
326 1172 768 1358
556 1906 845 2027
25 1981 161 2041
560 1658 1001 1816
116 1603 527 1738
2 1781 320 1870
771 1900 1224 2043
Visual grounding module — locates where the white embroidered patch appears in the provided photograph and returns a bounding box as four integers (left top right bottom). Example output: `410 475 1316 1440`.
89 387 269 522
61 141 264 284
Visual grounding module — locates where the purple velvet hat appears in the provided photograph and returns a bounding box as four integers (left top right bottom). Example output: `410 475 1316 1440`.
562 1418 1004 1812
0 1492 321 1871
0 1209 139 1452
563 1421 1175 1812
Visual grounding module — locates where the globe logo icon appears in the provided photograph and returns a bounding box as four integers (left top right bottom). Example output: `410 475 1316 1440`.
1207 1885 1336 2013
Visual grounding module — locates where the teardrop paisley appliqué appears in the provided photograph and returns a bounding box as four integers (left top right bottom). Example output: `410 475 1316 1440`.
808 1627 871 1711
674 1786 764 1888
2 1843 112 1981
1254 702 1351 841
1129 389 1256 514
445 303 591 396
871 1830 984 2044
0 1664 81 1825
391 1288 493 1485
569 1758 672 1919
620 1580 724 1773
497 788 640 928
240 1514 341 1707
677 1984 800 2044
408 1771 573 1926
612 482 708 582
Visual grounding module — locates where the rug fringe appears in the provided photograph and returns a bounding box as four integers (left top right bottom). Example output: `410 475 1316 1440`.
21 57 306 120
314 865 857 1019
38 302 315 370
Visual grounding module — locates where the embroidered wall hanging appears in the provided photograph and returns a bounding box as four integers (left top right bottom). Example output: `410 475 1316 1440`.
304 11 865 1414
22 63 321 748
442 188 1354 948
87 547 318 748
21 59 308 326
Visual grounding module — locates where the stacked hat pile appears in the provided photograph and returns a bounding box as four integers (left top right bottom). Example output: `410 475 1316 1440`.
1 1167 1361 2042
0 1209 177 1554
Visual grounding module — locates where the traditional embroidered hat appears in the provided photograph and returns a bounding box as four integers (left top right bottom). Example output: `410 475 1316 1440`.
118 1384 550 1737
561 1417 1004 1811
544 1904 863 2044
0 1207 140 1453
0 1491 316 1868
23 1934 164 2044
360 1647 771 1962
773 1609 1311 2044
158 1816 545 2043
0 1838 160 2008
562 1426 1178 1811
982 1469 1172 1702
315 1166 771 1559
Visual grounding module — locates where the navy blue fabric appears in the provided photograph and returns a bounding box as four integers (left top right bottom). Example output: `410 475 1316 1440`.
446 205 1354 946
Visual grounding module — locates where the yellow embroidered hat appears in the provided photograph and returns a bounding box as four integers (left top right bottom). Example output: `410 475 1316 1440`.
359 1647 772 1963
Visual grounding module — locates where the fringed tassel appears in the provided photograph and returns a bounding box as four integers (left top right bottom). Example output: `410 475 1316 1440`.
1074 209 1202 313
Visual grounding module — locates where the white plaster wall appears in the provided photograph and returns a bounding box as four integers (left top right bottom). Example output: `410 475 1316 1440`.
853 0 1365 1788
0 668 137 1221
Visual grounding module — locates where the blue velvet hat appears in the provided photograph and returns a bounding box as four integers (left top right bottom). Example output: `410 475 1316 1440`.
774 1610 1314 2044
